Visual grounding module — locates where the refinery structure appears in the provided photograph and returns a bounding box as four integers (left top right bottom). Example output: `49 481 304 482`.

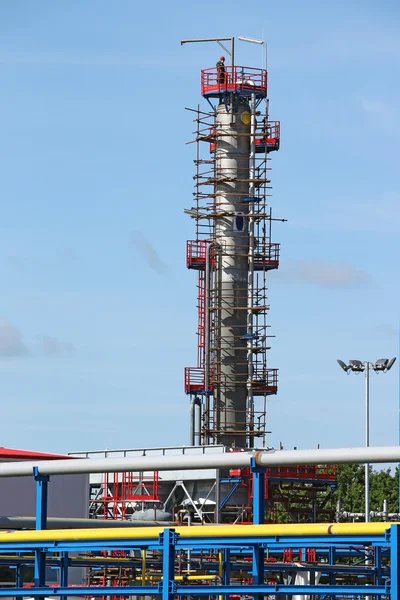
71 39 338 527
0 36 399 600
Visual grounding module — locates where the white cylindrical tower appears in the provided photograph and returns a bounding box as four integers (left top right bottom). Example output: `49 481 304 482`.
214 101 251 447
185 64 279 449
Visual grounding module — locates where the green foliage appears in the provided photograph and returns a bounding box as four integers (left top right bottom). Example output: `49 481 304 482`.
333 464 400 517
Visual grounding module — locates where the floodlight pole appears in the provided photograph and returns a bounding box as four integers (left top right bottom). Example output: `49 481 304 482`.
365 361 370 523
338 357 396 521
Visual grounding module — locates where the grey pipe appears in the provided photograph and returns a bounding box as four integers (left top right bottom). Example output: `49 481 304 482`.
1 446 400 477
246 91 256 448
0 517 176 529
189 397 202 446
204 242 213 435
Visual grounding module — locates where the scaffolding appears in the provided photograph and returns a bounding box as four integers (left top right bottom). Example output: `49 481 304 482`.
184 65 282 448
89 471 160 520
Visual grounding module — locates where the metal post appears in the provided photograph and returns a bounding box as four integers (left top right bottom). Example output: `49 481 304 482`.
251 457 265 525
390 524 399 600
222 548 231 600
60 551 68 600
16 565 23 589
34 467 49 530
251 459 265 600
215 468 220 523
365 362 370 523
33 467 49 593
160 528 177 600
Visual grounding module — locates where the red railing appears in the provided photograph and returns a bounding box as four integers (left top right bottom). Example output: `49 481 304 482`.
262 120 280 139
102 471 160 519
186 240 207 269
184 366 207 394
201 66 267 98
252 367 278 395
254 242 280 270
268 465 337 481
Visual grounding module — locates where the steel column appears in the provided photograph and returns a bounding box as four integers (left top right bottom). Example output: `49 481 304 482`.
60 552 68 600
33 467 49 593
251 457 265 524
251 458 265 600
160 528 177 600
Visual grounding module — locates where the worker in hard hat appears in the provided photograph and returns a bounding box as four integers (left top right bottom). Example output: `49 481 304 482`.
216 56 226 103
216 55 226 84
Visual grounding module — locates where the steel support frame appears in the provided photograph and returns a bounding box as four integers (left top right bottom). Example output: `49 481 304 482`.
159 528 178 600
0 473 398 600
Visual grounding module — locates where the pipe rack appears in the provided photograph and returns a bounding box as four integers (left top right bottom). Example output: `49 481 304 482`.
0 524 398 598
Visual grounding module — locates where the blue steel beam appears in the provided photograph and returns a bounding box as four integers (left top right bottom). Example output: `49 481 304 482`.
0 535 391 552
159 528 177 600
33 467 49 596
0 584 387 597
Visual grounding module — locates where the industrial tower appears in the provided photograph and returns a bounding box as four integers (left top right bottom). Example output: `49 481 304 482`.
73 48 337 528
185 60 281 449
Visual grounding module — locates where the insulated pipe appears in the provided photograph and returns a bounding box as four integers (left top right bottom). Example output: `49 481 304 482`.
246 92 256 448
189 397 202 446
0 517 176 530
0 522 396 543
204 242 214 435
1 446 400 477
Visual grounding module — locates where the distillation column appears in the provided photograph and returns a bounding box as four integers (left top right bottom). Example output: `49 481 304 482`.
214 102 250 448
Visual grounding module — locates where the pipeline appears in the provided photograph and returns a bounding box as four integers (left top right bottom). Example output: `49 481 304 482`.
0 516 176 530
0 445 400 477
189 397 202 446
0 522 397 543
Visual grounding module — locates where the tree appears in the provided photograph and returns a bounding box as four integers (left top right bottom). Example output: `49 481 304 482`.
332 464 399 519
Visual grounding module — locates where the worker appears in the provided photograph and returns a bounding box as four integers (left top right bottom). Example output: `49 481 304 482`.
216 56 226 103
216 55 226 85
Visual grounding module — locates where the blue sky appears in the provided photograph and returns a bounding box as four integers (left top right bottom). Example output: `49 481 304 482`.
0 0 398 455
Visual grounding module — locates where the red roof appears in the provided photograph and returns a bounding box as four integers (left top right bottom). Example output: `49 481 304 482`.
0 447 71 461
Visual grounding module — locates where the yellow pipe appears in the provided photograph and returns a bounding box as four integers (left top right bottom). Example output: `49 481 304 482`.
0 523 397 542
140 549 146 600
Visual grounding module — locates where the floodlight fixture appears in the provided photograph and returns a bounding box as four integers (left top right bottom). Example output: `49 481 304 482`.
337 359 350 373
374 357 396 372
374 359 389 371
238 36 264 45
349 359 364 372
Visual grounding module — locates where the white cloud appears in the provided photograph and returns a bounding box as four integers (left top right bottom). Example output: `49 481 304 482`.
38 335 75 357
0 323 29 358
279 259 370 288
0 322 74 360
130 231 168 276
